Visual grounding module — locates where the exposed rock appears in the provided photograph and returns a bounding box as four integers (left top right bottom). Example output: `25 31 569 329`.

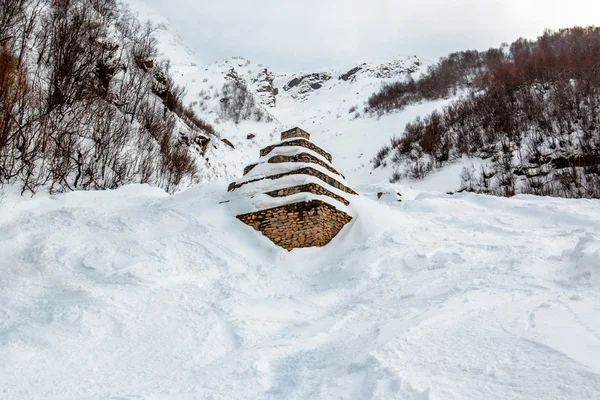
251 68 277 107
285 77 302 89
221 138 235 149
339 65 364 81
283 73 332 100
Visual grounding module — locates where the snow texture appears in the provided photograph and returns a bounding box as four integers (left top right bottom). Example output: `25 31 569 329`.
1 184 600 399
259 145 337 171
2 3 598 399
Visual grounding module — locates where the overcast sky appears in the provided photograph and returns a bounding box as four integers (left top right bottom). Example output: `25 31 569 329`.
141 0 600 71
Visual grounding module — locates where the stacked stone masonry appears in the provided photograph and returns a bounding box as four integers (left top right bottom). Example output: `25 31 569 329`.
228 166 357 195
260 139 333 162
281 127 311 141
236 201 352 250
265 183 350 206
243 153 343 177
231 127 356 250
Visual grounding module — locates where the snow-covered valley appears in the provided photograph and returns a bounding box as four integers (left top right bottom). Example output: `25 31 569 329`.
1 183 600 399
1 1 600 399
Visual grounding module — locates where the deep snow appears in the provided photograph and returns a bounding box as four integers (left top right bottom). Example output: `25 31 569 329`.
1 183 600 399
2 2 599 398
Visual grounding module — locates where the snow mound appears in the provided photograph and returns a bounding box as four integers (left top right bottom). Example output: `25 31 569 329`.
564 234 600 286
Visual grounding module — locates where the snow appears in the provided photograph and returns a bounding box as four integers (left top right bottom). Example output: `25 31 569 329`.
233 174 355 206
2 184 600 399
234 161 350 188
3 2 599 398
229 191 353 217
117 1 441 190
396 156 490 194
259 145 338 170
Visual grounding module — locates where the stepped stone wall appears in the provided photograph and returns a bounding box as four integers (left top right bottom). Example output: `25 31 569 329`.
244 153 342 177
228 166 357 195
281 127 310 141
236 200 352 250
243 163 259 176
261 139 333 162
265 183 350 205
231 127 355 250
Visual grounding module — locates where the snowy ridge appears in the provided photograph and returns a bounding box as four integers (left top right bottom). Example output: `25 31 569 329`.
110 4 428 188
118 1 441 190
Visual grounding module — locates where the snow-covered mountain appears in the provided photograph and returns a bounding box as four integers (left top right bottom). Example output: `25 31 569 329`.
165 53 439 187
120 0 443 190
2 2 600 400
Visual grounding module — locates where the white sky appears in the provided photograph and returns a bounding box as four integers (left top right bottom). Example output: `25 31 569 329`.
141 0 600 71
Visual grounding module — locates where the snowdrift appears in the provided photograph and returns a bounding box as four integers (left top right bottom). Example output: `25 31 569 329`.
1 184 600 399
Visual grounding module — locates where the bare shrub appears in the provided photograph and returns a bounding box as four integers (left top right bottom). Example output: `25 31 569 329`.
373 26 600 198
0 0 207 195
372 145 390 168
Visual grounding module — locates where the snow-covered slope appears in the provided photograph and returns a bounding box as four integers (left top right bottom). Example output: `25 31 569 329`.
3 3 599 399
123 0 437 189
166 54 442 189
1 184 600 399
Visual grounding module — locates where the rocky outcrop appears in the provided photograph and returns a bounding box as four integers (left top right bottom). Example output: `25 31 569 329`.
339 57 421 82
283 73 332 100
251 68 278 107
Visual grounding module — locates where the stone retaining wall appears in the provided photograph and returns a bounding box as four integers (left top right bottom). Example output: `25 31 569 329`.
265 183 350 205
229 166 358 195
236 200 352 250
260 140 333 162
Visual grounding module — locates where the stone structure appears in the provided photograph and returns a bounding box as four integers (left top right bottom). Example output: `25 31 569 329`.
281 127 311 141
228 166 357 195
236 200 353 250
243 152 343 177
260 139 333 162
228 127 357 250
265 183 350 206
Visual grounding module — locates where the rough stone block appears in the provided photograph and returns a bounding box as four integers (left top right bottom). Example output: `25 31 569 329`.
236 200 352 251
